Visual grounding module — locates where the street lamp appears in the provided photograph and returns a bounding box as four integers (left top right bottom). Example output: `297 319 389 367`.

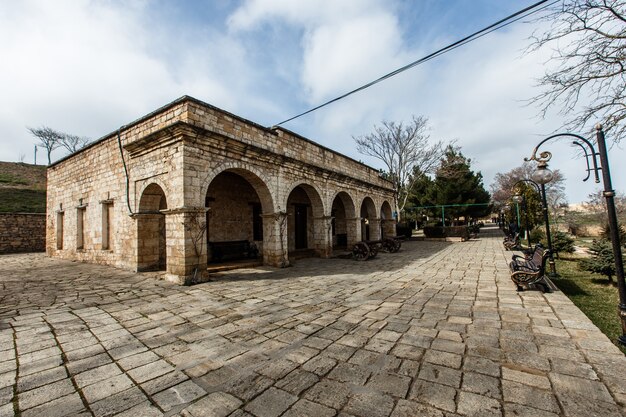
511 179 555 275
525 125 626 346
511 193 529 248
511 195 522 229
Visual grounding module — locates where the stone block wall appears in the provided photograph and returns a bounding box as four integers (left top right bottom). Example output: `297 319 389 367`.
47 131 132 268
182 99 390 190
0 213 46 253
47 96 396 283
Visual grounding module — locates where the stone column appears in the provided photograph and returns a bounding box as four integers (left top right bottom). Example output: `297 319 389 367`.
347 217 362 246
314 215 333 258
369 218 382 241
261 211 290 268
134 213 164 272
163 207 209 285
382 219 396 238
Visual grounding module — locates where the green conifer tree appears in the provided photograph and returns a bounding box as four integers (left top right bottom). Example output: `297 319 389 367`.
579 239 615 282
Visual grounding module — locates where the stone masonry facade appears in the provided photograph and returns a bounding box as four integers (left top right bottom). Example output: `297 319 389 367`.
0 213 46 253
46 96 395 284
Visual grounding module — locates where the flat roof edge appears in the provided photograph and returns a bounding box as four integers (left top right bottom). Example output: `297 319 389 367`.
48 96 391 185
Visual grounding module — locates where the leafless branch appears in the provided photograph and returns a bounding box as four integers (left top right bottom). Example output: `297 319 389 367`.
527 0 626 143
354 116 446 218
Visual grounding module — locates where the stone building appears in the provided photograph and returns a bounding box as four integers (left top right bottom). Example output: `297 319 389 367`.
47 96 396 284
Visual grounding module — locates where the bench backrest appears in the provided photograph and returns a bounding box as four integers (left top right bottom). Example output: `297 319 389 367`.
539 249 551 273
530 247 543 266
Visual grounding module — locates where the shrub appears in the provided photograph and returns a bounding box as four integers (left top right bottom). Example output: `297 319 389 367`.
579 239 615 282
530 228 545 244
551 231 575 258
447 226 470 239
395 223 413 239
468 224 480 235
423 226 446 238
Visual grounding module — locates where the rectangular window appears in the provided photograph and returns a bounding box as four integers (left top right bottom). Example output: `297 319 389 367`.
56 211 64 250
77 207 85 250
101 201 113 250
252 203 263 241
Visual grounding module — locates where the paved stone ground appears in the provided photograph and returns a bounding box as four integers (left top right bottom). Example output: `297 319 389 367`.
0 225 625 417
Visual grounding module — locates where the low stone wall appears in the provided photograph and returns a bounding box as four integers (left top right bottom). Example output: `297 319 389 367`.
0 213 46 253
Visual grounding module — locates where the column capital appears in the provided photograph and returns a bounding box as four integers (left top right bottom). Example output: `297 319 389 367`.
261 211 289 220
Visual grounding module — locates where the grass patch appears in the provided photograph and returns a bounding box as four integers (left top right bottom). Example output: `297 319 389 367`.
0 188 46 213
552 256 626 354
0 173 29 185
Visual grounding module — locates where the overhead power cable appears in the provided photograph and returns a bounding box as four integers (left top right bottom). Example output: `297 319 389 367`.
273 0 557 127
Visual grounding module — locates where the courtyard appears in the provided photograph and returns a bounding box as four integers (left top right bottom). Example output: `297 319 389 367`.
0 225 625 417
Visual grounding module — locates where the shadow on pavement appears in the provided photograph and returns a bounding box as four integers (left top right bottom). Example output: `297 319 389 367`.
209 239 454 283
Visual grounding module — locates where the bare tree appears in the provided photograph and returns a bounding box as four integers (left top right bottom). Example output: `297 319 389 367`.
490 161 566 208
545 177 568 227
27 126 62 165
27 126 90 164
58 134 90 154
491 162 567 229
528 0 626 143
354 116 446 220
584 188 626 224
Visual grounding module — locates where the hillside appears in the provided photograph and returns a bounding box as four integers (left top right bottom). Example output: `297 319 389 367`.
0 161 47 213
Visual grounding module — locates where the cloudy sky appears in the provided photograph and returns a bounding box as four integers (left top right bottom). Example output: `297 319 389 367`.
1 0 624 203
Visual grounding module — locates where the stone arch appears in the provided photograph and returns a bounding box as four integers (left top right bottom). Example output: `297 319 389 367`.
330 191 357 248
204 165 276 264
283 181 326 217
136 177 170 213
380 200 394 238
329 190 356 218
137 183 168 271
284 182 325 255
360 196 378 241
380 200 393 219
201 162 275 214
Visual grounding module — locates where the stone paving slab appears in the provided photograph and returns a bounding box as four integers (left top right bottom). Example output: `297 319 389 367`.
0 225 625 416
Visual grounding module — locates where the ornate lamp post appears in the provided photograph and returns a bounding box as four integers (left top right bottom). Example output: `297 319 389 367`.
511 179 555 274
525 125 626 345
511 196 522 230
511 193 530 248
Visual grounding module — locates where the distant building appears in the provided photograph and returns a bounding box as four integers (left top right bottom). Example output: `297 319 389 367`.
47 96 395 283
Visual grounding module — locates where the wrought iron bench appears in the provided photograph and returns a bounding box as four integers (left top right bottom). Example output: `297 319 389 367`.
352 236 402 261
503 232 521 251
209 240 259 263
509 245 552 292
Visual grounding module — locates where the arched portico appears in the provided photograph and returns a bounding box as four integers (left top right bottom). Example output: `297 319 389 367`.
380 200 395 238
45 96 396 284
285 183 328 259
204 167 278 266
136 183 168 272
331 191 358 249
360 196 380 241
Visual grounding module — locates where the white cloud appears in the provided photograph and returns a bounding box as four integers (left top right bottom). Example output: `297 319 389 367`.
228 0 381 30
228 0 407 105
0 0 264 161
300 14 404 103
0 0 623 203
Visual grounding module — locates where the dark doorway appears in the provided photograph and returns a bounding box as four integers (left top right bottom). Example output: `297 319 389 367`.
295 204 308 249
